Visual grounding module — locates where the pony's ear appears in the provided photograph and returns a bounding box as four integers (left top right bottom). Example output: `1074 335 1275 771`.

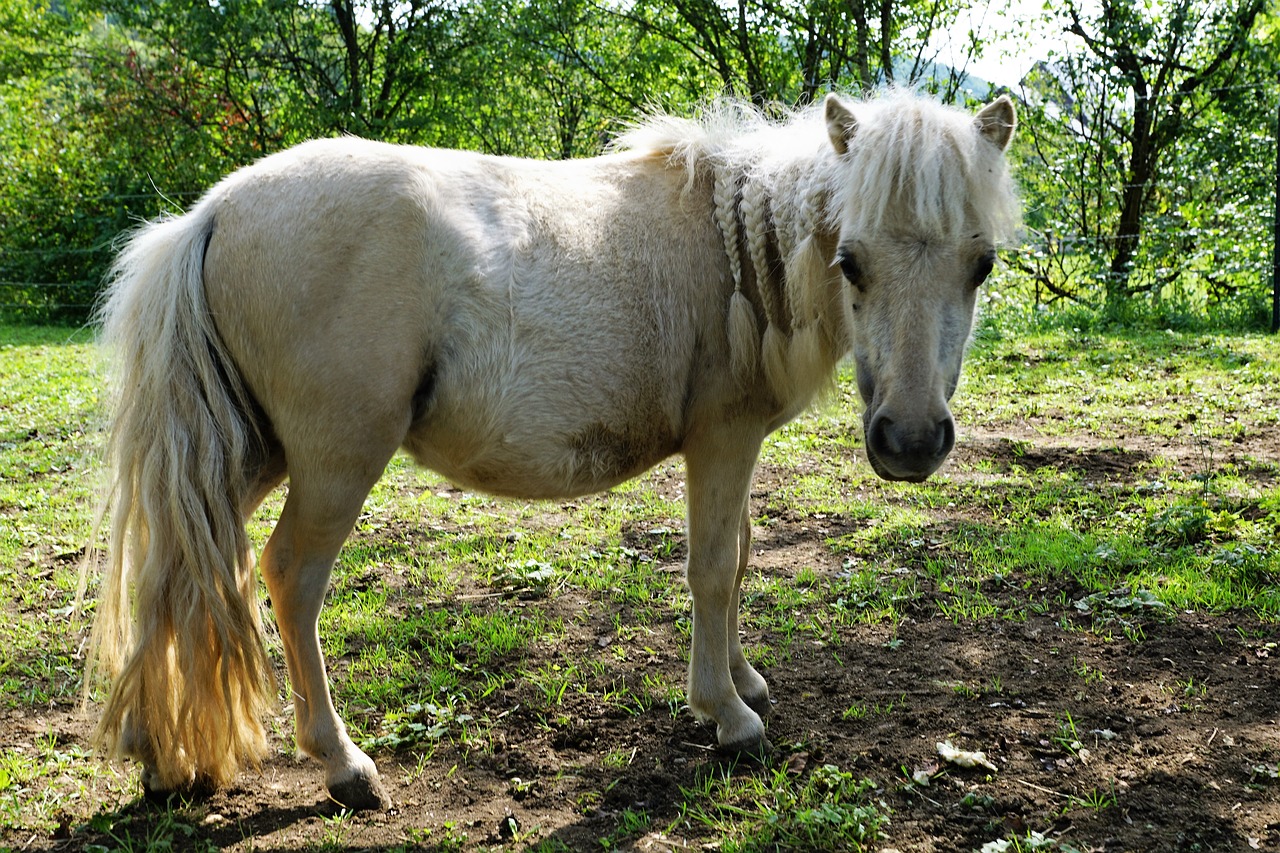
974 96 1016 152
824 94 858 155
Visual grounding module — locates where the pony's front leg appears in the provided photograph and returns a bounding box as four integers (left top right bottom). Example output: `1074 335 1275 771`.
728 505 769 717
684 424 769 754
261 474 391 811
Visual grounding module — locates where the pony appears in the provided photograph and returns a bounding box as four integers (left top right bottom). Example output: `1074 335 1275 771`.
84 91 1018 810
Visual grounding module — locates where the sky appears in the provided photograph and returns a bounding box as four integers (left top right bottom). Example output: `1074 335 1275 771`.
928 0 1079 88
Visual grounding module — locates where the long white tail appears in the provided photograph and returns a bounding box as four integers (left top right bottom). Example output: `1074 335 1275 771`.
84 205 274 791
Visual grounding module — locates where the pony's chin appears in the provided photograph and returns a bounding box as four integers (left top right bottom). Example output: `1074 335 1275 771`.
864 449 939 483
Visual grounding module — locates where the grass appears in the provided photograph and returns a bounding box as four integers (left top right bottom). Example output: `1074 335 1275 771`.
679 761 888 852
2 320 1279 848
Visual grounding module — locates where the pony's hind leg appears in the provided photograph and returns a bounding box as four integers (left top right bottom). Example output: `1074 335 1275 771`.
728 505 769 717
259 454 397 810
683 422 770 755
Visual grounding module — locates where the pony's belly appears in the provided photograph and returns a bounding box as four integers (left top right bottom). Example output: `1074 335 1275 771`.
404 413 680 500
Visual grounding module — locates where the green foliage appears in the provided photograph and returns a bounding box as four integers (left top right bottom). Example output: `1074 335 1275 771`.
1006 0 1279 328
682 762 889 852
0 0 1276 326
0 3 107 321
1 0 993 319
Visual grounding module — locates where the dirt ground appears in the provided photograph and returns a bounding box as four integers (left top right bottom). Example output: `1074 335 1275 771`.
5 431 1279 852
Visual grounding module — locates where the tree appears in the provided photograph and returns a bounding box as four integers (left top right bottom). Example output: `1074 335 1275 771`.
434 0 718 158
82 0 468 145
16 0 1271 326
1059 0 1270 310
0 0 133 320
616 0 986 107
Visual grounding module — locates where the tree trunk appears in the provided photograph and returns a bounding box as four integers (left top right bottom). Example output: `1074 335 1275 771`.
1107 97 1155 307
848 0 871 87
330 0 363 128
878 0 893 84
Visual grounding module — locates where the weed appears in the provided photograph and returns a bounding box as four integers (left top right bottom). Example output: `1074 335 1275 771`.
361 699 473 752
1051 712 1082 757
88 808 219 853
1179 676 1208 698
947 681 980 699
841 703 868 720
402 821 469 851
316 809 356 850
598 807 650 849
1248 762 1279 784
1072 657 1105 684
602 747 636 769
960 790 997 812
841 691 908 724
1063 780 1119 814
681 762 888 851
524 662 578 708
1073 588 1170 633
495 558 559 594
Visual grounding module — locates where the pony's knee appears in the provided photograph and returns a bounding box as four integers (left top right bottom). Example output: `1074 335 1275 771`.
687 562 738 609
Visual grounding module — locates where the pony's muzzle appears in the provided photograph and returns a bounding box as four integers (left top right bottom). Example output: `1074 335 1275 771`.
864 410 955 482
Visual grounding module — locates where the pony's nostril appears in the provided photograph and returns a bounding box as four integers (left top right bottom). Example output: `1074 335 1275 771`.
868 414 896 458
936 418 955 457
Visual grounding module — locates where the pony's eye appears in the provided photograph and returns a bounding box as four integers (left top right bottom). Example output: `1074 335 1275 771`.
972 251 996 287
838 252 862 288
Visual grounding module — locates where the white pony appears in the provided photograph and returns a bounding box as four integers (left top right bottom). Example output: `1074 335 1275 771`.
85 91 1017 809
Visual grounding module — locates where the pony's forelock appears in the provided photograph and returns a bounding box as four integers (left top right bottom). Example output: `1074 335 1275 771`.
831 92 1020 243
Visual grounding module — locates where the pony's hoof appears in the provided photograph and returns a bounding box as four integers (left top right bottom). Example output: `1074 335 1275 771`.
730 663 771 718
328 772 392 811
718 734 772 761
740 689 772 719
715 716 771 759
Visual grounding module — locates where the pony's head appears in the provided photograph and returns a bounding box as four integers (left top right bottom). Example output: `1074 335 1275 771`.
823 92 1018 482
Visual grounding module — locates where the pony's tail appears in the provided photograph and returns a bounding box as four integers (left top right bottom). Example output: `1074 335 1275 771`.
82 205 274 792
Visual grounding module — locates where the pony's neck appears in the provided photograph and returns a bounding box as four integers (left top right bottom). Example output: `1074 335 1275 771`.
715 152 851 410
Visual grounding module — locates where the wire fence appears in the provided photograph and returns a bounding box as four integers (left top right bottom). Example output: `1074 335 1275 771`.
2 172 1277 324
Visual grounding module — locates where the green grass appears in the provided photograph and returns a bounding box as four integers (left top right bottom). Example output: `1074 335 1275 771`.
3 321 1279 847
0 326 101 737
679 761 889 851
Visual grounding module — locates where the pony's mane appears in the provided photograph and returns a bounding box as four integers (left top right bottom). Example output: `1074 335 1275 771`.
613 92 1019 407
611 99 829 184
613 91 1019 243
614 100 843 404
